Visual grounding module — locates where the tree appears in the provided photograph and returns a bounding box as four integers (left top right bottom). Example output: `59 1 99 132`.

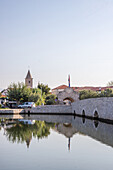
31 88 46 105
79 89 113 100
37 83 50 95
7 83 47 106
100 88 113 97
45 94 56 105
28 88 42 103
7 82 31 104
79 90 98 100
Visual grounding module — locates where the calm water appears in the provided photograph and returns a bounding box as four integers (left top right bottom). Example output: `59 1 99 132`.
0 115 113 170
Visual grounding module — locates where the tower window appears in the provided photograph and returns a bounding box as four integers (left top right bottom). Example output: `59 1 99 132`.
29 81 30 84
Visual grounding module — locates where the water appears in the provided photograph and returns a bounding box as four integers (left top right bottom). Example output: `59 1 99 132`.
0 115 113 170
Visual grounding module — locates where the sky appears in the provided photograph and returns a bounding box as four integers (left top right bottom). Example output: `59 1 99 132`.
1 0 113 90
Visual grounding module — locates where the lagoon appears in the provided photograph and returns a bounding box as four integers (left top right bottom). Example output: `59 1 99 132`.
0 115 113 170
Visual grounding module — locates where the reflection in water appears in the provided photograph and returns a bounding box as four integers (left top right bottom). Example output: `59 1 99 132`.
55 123 77 138
54 123 77 150
1 114 113 149
1 116 113 170
94 120 99 128
74 114 76 120
5 121 55 148
72 116 113 148
82 117 85 124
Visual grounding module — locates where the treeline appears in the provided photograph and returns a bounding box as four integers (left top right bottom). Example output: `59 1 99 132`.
79 89 113 100
7 82 56 105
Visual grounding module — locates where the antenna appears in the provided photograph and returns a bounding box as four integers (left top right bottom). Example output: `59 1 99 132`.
68 75 70 87
28 65 30 70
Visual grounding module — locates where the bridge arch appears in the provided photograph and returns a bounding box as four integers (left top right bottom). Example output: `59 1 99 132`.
63 97 74 103
94 110 99 119
63 97 74 105
82 110 85 117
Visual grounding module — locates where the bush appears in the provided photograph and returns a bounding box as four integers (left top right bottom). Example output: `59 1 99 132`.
45 94 56 105
79 88 113 100
79 90 98 100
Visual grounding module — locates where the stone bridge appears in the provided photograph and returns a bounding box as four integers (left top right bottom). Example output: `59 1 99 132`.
72 97 113 121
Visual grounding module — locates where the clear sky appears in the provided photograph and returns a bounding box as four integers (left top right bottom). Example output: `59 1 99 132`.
1 0 113 90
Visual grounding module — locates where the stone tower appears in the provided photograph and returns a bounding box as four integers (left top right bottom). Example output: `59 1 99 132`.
25 70 33 88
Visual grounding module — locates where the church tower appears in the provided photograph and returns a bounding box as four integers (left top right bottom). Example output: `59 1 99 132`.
25 70 33 88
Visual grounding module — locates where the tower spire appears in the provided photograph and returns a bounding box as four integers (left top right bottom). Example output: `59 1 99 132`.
25 70 33 88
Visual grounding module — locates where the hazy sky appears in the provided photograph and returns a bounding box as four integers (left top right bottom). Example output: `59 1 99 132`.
1 0 113 89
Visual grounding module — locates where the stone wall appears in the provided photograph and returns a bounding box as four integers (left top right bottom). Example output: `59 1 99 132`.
0 109 24 119
57 87 79 103
0 109 23 114
31 105 72 114
72 97 113 120
1 97 113 121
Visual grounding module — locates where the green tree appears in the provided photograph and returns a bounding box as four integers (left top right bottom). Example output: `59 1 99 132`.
31 88 46 105
28 88 41 102
28 93 40 103
79 89 113 100
79 90 98 100
100 88 113 97
45 94 56 105
37 83 50 95
7 82 31 104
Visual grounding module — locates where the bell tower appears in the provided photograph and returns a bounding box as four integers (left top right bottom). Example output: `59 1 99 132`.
25 70 33 88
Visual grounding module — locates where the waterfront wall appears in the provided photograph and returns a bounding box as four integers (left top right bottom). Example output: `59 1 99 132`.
0 106 72 115
72 97 113 120
1 97 113 121
0 109 23 119
0 109 23 114
30 105 72 114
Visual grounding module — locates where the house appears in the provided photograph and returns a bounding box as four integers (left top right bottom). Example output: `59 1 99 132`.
52 85 68 95
0 95 8 106
52 84 113 96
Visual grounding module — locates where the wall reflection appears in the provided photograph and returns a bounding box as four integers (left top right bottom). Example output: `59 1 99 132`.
94 120 99 128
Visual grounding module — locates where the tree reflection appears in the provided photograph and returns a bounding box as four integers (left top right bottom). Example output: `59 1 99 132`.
5 121 55 147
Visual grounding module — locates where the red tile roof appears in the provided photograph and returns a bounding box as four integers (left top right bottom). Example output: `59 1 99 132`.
52 85 68 90
52 85 113 92
0 95 7 98
73 86 113 92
